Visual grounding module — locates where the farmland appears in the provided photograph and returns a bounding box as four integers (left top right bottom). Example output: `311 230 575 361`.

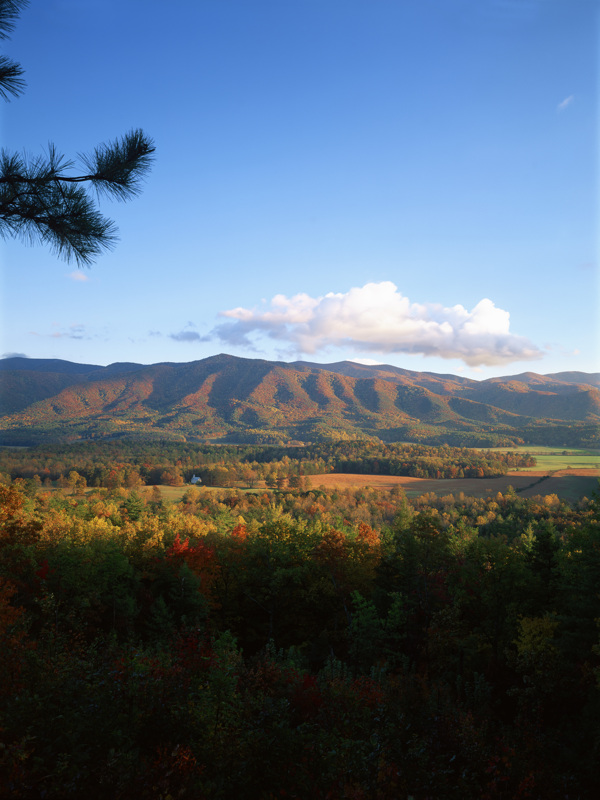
492 445 600 472
307 446 599 502
307 469 598 502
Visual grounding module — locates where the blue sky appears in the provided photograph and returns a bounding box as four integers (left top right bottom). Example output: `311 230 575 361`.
1 0 597 379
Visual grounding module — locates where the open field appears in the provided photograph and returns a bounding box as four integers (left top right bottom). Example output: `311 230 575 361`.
125 464 600 504
488 446 600 473
142 484 262 502
306 469 599 502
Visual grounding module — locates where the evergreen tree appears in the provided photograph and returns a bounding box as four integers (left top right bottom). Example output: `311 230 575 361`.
0 0 155 265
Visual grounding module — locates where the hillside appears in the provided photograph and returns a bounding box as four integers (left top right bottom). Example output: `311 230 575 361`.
0 355 598 446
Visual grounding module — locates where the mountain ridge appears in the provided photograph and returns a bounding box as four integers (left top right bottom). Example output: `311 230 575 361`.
1 354 598 446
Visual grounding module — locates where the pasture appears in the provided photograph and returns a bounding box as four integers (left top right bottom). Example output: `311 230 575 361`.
489 445 600 473
306 469 599 502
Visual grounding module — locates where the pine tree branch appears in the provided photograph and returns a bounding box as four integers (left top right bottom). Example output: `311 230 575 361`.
0 0 28 41
0 54 25 98
0 0 155 265
0 131 155 264
0 1 28 97
81 129 156 200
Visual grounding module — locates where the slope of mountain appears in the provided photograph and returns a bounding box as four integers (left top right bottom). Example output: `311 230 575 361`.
0 355 598 446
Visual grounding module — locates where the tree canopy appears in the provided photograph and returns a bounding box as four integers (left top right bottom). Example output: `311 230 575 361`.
0 0 155 265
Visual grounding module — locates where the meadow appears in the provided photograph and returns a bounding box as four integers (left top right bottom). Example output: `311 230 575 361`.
498 445 600 472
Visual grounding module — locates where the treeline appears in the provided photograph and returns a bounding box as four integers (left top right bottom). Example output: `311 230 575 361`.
1 479 599 797
322 441 535 478
0 440 535 490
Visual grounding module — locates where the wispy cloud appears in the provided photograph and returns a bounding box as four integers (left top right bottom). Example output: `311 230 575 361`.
30 323 101 341
50 323 90 340
67 271 90 282
557 95 574 112
212 281 543 367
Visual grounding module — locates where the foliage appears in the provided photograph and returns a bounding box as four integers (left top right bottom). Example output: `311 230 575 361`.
0 0 154 264
0 438 537 491
0 473 599 797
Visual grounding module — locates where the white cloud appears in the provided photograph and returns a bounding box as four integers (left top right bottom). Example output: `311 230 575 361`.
557 95 574 112
213 281 543 367
67 270 90 282
349 358 385 366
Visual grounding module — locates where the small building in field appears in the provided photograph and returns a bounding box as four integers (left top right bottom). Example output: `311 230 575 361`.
190 474 202 485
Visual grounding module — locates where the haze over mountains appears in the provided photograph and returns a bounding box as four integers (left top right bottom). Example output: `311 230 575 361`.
0 355 598 447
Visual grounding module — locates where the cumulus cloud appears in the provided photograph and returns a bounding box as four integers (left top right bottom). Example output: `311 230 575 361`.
170 330 210 343
169 322 210 343
212 281 542 367
349 358 385 366
557 95 574 111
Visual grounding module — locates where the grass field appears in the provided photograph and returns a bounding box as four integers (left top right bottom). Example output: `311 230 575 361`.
490 446 600 473
144 484 262 502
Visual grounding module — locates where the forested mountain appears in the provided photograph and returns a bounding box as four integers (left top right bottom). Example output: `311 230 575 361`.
0 355 598 446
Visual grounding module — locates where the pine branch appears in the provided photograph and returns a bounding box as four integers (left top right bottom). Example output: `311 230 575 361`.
0 131 155 263
0 0 28 40
0 1 28 98
0 1 155 264
0 53 25 99
80 129 156 200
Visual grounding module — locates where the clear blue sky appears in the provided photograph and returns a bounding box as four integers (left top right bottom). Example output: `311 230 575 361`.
1 0 598 379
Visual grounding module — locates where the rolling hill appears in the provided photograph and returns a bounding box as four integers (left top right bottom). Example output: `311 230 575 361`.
0 355 598 446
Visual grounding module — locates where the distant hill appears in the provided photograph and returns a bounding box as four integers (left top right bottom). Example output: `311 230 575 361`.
0 355 598 446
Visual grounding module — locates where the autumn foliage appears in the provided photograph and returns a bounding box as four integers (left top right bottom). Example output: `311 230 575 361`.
0 466 599 798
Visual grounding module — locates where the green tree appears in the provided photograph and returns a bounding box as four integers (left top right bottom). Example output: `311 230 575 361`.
0 0 155 264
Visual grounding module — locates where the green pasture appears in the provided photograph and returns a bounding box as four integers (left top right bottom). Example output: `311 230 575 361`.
489 446 600 472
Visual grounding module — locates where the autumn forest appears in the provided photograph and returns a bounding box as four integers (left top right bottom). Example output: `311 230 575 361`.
1 434 599 798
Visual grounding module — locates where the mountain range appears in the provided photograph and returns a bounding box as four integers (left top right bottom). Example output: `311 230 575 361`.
0 355 598 446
